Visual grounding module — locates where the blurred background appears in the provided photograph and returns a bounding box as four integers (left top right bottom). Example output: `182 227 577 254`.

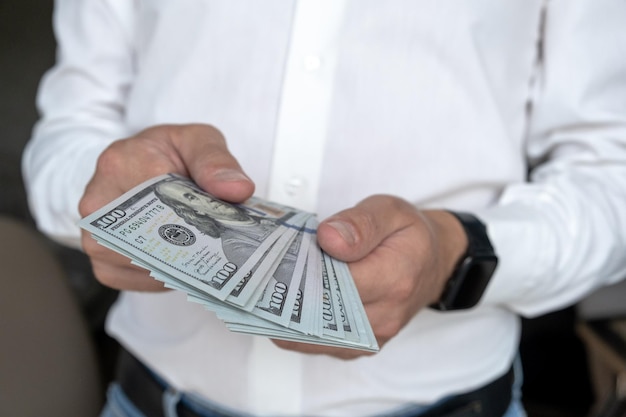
0 0 52 221
0 1 119 415
0 0 119 334
0 2 624 417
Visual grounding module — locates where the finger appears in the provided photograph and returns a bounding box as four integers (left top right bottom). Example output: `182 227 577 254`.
90 258 166 291
362 299 411 344
170 124 255 202
80 231 166 291
317 195 420 262
79 124 255 218
79 134 179 217
270 339 374 360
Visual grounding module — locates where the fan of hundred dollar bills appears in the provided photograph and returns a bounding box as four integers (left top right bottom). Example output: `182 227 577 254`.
79 174 379 352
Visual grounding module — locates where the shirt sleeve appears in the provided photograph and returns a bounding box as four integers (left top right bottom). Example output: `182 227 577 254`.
22 0 135 248
476 0 626 316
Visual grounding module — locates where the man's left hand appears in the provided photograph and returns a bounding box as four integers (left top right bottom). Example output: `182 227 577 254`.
271 195 468 359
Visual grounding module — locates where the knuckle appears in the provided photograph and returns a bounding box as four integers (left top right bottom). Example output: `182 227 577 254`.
90 265 116 288
337 352 360 360
95 141 126 176
348 208 377 242
376 316 403 341
382 194 404 210
386 272 417 303
80 236 103 260
200 124 225 142
182 124 226 146
272 339 293 350
78 195 96 217
90 265 108 285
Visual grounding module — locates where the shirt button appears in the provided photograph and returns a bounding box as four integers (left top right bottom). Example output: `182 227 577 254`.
285 176 306 196
303 55 322 71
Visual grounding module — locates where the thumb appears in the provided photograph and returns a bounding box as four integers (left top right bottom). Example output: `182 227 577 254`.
171 124 255 202
317 195 419 262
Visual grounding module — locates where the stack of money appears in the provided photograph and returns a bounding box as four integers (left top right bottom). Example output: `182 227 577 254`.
79 174 379 352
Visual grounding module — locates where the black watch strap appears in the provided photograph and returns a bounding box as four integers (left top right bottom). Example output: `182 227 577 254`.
431 211 498 311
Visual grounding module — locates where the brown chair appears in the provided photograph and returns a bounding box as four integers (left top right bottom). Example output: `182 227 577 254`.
578 281 626 417
0 216 102 417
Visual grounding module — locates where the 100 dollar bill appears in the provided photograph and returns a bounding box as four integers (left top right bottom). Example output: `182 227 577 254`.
79 174 308 302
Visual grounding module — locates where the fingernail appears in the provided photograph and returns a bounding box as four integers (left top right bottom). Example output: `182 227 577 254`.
326 220 356 245
213 169 250 182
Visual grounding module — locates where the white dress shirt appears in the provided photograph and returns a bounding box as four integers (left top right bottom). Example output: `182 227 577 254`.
23 0 626 415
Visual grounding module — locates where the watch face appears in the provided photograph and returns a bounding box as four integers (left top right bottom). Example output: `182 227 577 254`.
431 211 498 311
452 255 498 309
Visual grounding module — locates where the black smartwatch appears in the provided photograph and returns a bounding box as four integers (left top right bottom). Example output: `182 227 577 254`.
431 211 498 311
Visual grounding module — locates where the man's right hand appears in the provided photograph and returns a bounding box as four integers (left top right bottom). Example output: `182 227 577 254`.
78 124 255 291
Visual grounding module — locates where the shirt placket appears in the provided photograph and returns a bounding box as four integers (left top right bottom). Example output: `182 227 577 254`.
247 0 347 415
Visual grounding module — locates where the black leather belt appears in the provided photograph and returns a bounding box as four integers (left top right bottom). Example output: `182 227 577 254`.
116 348 225 417
116 347 513 417
418 366 513 417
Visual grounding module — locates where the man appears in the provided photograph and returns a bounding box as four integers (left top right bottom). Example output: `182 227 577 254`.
23 1 626 416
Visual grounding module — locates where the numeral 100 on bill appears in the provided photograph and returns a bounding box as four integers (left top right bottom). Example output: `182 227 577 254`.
95 209 126 229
